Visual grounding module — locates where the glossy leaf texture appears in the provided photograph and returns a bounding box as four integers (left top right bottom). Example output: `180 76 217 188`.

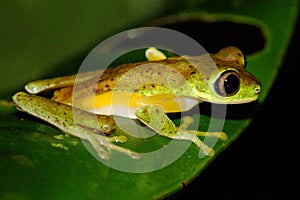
0 0 298 199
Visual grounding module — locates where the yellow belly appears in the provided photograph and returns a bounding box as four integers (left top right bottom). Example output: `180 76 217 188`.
73 91 199 118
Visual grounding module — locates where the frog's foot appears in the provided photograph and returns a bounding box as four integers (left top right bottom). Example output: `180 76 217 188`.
86 134 140 160
174 130 215 156
179 116 228 141
145 47 167 61
136 105 221 157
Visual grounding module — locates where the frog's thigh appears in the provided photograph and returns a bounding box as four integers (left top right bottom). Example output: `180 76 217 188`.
179 116 228 140
135 105 215 156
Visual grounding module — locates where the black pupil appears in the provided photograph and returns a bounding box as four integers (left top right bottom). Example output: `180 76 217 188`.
224 74 239 95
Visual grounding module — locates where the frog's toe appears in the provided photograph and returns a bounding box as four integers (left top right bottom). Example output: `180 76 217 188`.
179 116 194 130
106 142 140 159
108 135 127 143
185 130 228 140
202 147 215 157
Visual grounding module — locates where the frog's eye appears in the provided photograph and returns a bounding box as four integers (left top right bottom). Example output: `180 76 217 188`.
214 70 240 97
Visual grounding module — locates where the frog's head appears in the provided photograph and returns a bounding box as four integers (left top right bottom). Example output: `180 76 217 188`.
196 46 261 104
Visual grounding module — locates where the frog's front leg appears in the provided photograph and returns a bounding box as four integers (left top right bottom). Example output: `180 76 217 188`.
135 105 227 156
12 92 139 160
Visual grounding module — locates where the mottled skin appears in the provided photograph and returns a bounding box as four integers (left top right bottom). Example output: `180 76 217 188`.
13 47 261 159
51 47 260 106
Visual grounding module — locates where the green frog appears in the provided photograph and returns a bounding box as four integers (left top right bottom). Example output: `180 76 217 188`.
12 46 261 159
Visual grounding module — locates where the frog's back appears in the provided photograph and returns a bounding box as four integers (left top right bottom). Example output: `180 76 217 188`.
52 55 206 105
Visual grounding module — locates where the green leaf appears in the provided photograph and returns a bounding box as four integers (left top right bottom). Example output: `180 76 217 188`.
0 0 298 199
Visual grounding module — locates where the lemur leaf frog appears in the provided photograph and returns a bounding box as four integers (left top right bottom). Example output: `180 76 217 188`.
12 46 261 159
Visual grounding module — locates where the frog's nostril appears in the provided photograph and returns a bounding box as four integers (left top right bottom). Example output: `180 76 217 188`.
254 85 261 94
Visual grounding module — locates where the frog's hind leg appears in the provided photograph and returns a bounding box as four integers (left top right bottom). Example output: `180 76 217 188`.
135 105 218 156
179 116 228 140
12 92 140 160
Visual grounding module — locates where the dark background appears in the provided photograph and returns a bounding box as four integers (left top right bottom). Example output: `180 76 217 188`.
168 11 300 200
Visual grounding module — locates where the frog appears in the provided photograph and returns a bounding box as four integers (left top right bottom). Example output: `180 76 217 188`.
12 46 261 160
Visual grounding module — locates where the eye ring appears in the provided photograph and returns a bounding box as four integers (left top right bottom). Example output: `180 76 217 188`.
214 70 240 97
